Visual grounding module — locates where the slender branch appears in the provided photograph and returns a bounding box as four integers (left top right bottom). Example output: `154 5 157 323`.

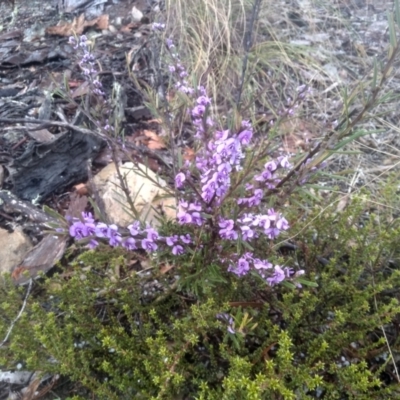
235 0 263 108
268 40 400 197
0 279 33 348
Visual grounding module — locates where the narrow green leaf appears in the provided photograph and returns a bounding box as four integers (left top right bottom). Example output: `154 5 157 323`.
281 281 297 289
396 0 400 27
240 240 254 251
42 205 66 224
296 278 319 288
388 12 397 51
372 57 378 91
88 197 107 222
305 184 337 191
334 130 373 150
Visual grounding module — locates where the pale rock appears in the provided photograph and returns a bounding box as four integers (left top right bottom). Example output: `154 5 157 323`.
0 227 33 275
93 162 176 227
131 6 144 22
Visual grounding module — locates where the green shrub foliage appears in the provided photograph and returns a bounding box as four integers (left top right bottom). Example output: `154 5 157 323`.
1 193 400 399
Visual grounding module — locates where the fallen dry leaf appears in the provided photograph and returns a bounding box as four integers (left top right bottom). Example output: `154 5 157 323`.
279 118 317 153
68 80 84 89
46 14 109 37
71 80 90 98
145 130 165 150
120 22 141 33
160 264 174 274
140 130 166 150
46 14 86 36
73 183 89 196
84 14 109 30
183 147 195 162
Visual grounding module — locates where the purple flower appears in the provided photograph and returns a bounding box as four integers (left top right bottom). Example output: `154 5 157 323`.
277 156 291 169
219 219 237 239
191 212 204 226
175 172 186 189
122 237 137 250
276 215 289 230
141 239 158 252
85 223 96 236
109 236 121 247
240 225 255 241
188 203 202 212
255 170 272 182
172 245 184 255
265 161 277 172
197 95 211 106
179 200 189 209
228 257 250 276
179 233 192 244
267 266 286 286
265 227 281 239
146 227 159 241
215 129 229 141
180 234 192 244
128 221 141 236
166 235 178 246
88 239 99 249
202 180 217 203
177 210 192 224
246 189 263 207
219 219 234 230
107 225 121 247
256 215 271 230
94 222 109 238
220 229 238 240
69 222 89 239
152 22 165 31
238 129 253 146
82 212 95 223
192 105 206 118
267 208 278 222
253 259 273 270
216 313 235 334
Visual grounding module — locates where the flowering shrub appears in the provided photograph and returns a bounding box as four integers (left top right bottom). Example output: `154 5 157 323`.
3 7 400 397
66 31 306 288
68 35 114 135
2 196 400 399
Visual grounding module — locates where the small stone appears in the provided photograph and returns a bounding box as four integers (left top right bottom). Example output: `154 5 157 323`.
131 6 143 22
0 228 33 275
93 162 176 228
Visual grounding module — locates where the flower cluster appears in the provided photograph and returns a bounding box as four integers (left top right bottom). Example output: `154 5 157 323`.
219 208 289 242
162 34 303 286
69 212 191 255
66 27 305 288
68 35 116 137
226 252 304 286
68 35 105 98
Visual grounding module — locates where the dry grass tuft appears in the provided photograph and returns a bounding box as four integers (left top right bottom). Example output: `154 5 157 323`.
163 0 400 210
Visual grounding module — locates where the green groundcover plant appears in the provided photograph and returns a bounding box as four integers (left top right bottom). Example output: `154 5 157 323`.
1 4 400 399
0 192 400 399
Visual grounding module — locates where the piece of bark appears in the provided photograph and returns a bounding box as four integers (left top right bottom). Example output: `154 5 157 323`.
0 190 57 226
12 131 105 202
11 234 67 285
